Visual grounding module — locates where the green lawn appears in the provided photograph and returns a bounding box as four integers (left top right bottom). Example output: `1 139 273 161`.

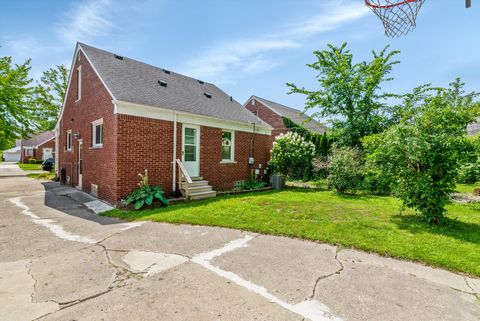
456 183 480 194
26 172 55 180
18 163 42 171
103 188 480 277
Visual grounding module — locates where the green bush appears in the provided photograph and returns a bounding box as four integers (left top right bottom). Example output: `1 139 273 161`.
457 161 480 184
269 132 316 180
327 146 364 193
125 170 169 210
28 158 37 164
362 168 392 195
364 79 480 223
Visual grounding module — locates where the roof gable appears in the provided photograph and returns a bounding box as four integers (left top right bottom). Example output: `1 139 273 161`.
78 43 268 127
248 96 327 134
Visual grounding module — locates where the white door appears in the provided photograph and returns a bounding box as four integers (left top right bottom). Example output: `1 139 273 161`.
43 148 53 160
77 140 83 189
182 124 200 177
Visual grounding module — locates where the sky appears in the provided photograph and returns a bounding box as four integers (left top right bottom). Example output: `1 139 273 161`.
1 0 479 113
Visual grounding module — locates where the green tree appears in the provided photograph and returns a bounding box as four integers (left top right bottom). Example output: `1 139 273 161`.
33 64 68 130
0 55 35 149
364 79 480 223
287 43 400 147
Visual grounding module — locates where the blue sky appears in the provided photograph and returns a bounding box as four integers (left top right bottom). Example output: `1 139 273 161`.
1 0 479 112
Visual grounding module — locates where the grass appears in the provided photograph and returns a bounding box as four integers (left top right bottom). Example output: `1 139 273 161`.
17 163 42 171
103 188 480 277
26 172 55 180
456 183 480 194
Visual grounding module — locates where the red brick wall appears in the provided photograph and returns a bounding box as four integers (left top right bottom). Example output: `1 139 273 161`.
245 99 290 138
200 127 271 190
114 114 272 200
116 115 175 199
58 49 117 203
36 139 55 161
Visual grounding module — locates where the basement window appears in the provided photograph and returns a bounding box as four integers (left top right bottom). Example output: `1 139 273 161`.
221 130 235 162
92 119 103 148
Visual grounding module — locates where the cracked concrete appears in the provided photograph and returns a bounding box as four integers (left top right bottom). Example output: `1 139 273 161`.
313 254 480 321
0 260 59 321
211 235 342 303
28 246 116 304
1 162 479 321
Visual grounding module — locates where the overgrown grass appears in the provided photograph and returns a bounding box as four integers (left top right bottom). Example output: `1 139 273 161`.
17 163 42 171
26 172 55 180
103 188 480 277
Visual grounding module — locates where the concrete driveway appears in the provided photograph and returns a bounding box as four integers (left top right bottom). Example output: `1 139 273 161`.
0 163 479 321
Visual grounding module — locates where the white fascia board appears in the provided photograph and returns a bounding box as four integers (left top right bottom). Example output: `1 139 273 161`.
113 100 272 135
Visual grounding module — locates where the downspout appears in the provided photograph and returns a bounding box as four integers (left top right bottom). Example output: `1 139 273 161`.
172 112 177 193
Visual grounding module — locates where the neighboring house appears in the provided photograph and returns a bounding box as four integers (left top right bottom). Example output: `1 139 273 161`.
20 131 55 163
56 43 272 204
2 146 21 162
244 96 327 137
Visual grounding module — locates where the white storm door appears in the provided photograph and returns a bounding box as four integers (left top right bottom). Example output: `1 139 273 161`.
182 125 200 177
43 148 53 160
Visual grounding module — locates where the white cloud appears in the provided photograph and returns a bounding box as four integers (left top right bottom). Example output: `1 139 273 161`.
183 1 370 84
289 2 370 38
185 39 300 84
57 0 114 44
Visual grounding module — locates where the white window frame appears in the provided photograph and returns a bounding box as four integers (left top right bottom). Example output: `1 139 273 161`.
66 130 72 152
76 65 82 101
92 118 103 148
221 130 235 163
24 147 33 157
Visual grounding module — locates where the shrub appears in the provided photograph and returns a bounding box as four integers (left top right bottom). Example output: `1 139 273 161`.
311 156 329 179
364 79 480 223
269 132 316 180
243 174 267 190
457 161 480 184
28 158 37 164
362 167 392 195
125 169 169 210
327 146 364 193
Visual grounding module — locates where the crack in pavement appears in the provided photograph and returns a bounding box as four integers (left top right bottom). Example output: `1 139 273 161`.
308 247 345 300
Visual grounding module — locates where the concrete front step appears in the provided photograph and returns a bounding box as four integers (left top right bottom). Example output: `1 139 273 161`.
182 176 203 182
181 180 209 188
189 190 217 200
186 185 213 193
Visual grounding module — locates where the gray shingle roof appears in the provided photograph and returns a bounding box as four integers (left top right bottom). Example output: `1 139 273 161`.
79 43 269 128
22 131 55 147
250 96 327 134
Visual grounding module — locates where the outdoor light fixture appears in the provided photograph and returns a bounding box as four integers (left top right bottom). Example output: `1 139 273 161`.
73 131 81 139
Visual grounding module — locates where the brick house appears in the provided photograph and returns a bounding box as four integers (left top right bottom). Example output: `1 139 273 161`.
56 43 272 205
20 131 55 163
244 96 327 137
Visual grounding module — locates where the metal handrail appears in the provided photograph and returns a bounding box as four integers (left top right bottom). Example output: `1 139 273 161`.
176 159 192 198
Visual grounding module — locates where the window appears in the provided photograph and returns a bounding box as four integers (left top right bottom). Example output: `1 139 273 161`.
66 130 72 151
24 148 33 157
221 130 234 161
76 66 81 101
92 119 103 148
